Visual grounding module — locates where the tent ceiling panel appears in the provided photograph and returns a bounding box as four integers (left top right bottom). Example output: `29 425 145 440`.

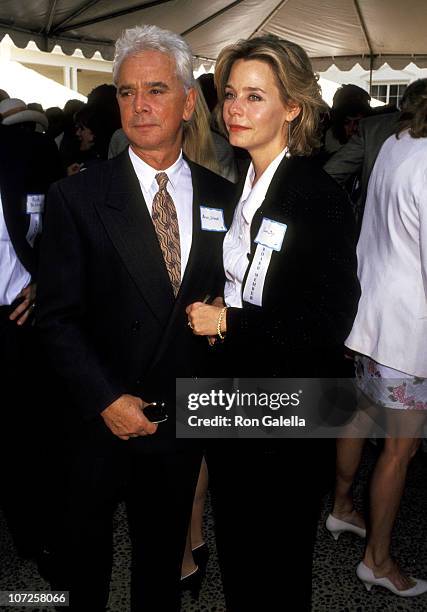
265 0 370 58
61 0 243 59
0 0 426 68
358 0 427 56
184 0 283 60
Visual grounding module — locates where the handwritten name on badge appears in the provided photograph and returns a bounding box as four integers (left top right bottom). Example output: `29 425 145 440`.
200 206 227 232
26 194 45 214
255 217 287 252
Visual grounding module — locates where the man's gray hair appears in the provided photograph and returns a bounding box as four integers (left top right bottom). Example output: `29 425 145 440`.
113 24 195 92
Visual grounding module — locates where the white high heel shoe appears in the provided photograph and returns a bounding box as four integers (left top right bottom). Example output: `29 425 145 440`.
356 561 427 597
325 513 366 540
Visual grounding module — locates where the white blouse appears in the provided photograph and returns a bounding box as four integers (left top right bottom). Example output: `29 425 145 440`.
223 147 288 308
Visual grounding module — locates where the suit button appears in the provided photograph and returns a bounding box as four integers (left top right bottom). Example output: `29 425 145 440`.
132 320 141 331
136 379 142 386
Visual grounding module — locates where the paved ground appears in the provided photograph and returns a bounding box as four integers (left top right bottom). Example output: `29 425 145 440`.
1 443 426 611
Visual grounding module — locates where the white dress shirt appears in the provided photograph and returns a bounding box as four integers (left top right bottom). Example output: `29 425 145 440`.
345 131 427 377
0 194 31 305
128 147 193 279
223 147 288 308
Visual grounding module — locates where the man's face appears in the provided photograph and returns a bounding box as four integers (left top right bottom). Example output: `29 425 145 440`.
116 50 195 163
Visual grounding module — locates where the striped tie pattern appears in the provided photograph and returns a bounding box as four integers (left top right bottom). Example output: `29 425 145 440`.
151 172 181 296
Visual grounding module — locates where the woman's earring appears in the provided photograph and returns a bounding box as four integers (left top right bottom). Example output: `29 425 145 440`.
285 121 292 158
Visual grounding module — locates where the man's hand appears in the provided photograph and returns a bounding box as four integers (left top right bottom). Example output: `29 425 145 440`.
101 394 158 440
9 283 36 326
67 162 83 176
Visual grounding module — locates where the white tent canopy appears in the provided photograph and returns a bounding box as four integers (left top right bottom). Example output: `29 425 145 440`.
0 0 426 71
0 59 87 108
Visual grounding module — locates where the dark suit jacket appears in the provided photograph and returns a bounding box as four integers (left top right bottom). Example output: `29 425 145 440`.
0 125 63 279
225 154 360 377
324 112 400 219
36 150 234 448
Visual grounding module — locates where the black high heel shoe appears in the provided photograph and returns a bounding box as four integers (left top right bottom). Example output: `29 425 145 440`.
192 542 209 574
180 566 202 599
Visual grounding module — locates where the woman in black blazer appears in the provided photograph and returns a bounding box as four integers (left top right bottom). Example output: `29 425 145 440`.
187 35 360 611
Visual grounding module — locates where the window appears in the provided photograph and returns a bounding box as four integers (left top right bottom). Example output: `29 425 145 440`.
371 83 407 106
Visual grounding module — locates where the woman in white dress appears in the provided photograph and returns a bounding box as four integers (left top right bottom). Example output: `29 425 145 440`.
327 79 427 597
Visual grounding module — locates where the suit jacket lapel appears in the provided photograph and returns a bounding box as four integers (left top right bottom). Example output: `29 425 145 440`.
148 161 222 369
178 162 207 299
94 151 174 327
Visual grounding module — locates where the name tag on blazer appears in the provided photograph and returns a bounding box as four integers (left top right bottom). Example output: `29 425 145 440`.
254 217 287 251
243 217 287 307
26 194 45 214
200 206 227 232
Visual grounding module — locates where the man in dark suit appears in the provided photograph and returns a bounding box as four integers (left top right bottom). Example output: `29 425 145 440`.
36 24 232 612
324 110 400 228
0 124 62 559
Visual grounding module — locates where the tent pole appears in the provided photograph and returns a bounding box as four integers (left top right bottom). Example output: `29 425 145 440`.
54 0 172 34
369 55 374 95
181 0 245 37
52 0 109 33
353 0 374 94
249 0 290 38
45 0 59 35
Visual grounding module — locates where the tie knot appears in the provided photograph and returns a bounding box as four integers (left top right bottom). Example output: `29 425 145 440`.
155 172 169 190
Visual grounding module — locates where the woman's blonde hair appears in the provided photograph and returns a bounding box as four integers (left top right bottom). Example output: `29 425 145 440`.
183 82 221 175
396 78 427 139
214 34 327 156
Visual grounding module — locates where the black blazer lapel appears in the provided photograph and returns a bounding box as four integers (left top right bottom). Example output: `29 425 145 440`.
249 155 296 243
240 155 297 302
94 151 175 327
149 161 229 368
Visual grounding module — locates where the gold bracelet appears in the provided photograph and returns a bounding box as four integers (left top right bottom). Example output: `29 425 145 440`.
217 306 227 340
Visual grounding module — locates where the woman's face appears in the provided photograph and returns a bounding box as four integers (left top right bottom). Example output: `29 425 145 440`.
76 123 94 151
223 59 300 163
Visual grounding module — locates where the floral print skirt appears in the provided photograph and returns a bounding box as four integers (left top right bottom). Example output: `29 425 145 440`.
355 354 427 411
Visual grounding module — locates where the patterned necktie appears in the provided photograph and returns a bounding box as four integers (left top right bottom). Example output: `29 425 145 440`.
151 172 181 296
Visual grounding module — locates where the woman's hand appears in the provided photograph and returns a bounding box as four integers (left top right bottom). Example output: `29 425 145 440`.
186 302 227 337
